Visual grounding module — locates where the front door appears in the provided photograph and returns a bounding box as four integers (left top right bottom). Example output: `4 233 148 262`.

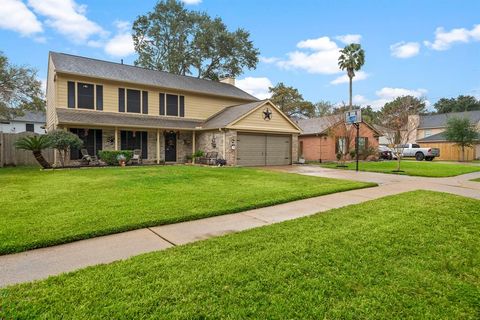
165 131 177 162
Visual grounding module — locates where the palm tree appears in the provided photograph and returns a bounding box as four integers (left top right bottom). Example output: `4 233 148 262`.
338 43 365 110
15 135 52 169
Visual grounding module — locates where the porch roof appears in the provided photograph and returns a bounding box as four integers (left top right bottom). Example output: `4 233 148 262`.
56 108 202 130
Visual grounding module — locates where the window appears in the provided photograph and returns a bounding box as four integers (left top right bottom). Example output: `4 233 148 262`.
67 81 75 108
26 123 34 132
142 91 148 114
336 137 347 154
159 93 165 115
166 94 178 116
357 137 368 153
77 83 95 109
412 144 420 148
159 93 185 117
120 131 148 159
424 130 432 138
127 89 141 113
69 128 103 160
67 82 102 110
118 88 125 112
299 141 304 156
96 85 103 110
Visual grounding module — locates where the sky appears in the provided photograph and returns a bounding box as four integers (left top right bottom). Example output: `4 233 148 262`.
1 0 479 111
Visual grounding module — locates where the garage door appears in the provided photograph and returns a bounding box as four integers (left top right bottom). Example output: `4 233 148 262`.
236 133 291 166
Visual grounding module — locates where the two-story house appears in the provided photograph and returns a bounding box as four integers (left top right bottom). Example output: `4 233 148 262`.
46 52 300 166
408 111 480 160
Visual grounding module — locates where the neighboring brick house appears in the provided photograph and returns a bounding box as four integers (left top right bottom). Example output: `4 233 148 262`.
46 52 301 166
408 111 480 160
296 115 380 162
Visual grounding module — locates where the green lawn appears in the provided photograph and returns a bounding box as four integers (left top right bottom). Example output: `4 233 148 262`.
1 191 479 319
319 160 480 177
0 166 373 255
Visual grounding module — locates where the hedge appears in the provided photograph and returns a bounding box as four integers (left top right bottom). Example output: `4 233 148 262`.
98 150 134 165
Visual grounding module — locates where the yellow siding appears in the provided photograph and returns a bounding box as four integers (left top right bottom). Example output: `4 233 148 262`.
416 128 444 140
231 104 300 133
55 73 251 120
46 56 57 131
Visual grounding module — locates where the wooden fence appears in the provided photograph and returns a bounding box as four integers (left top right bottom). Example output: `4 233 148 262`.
0 132 54 167
421 142 476 161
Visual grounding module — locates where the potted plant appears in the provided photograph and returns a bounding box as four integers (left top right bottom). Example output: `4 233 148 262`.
117 154 127 167
185 154 193 164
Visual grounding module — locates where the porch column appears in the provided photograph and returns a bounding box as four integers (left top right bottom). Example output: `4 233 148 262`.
192 131 196 164
156 129 160 164
114 127 119 151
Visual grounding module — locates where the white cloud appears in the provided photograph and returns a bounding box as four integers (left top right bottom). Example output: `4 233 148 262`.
297 36 338 51
390 41 420 58
335 34 362 44
424 25 480 50
0 0 42 36
276 36 343 74
28 0 106 42
330 71 369 85
181 0 202 4
274 35 364 75
259 56 279 64
354 87 428 110
236 77 273 100
103 20 135 57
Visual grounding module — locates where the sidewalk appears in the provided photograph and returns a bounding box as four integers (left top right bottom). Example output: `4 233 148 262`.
1 168 479 287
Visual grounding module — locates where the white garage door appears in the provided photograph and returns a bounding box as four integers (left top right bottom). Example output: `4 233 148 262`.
236 133 291 166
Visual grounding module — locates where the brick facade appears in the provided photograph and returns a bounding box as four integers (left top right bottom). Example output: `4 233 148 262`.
299 123 379 162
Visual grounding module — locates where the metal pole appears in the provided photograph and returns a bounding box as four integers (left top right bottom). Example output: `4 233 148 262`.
355 123 359 172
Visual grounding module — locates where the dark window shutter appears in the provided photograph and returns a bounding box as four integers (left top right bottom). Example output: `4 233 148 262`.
95 129 103 155
142 91 148 114
159 93 165 115
179 96 185 117
119 88 125 112
96 85 103 110
141 131 148 159
69 128 80 159
68 81 75 108
26 123 34 132
120 130 127 150
127 89 141 113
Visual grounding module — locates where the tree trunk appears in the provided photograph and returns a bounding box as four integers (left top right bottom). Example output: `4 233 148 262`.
33 151 52 169
349 76 353 111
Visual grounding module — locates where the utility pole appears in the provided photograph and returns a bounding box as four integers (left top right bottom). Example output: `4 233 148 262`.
354 123 360 172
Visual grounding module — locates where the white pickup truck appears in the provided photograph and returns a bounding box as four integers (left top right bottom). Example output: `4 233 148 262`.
396 143 440 161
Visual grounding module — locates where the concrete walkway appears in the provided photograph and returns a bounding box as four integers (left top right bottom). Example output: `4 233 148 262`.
1 166 479 287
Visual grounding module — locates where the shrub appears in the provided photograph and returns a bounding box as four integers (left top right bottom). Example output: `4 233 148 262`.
98 150 133 165
15 135 52 169
192 150 205 159
47 130 83 167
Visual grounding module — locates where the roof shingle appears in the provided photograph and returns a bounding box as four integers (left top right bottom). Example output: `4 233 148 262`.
50 52 258 101
419 111 480 128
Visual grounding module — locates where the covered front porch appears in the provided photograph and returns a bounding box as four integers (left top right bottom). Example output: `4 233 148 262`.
65 126 195 165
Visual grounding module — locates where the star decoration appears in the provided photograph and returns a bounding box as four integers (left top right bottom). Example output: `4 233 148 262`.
263 108 272 120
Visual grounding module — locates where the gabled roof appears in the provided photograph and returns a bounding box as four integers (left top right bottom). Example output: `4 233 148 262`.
56 109 202 130
419 110 480 129
202 100 266 129
50 52 258 101
0 111 45 123
295 115 343 135
417 131 480 143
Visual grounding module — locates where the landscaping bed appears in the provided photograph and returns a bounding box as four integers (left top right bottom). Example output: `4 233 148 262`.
0 166 374 254
1 191 478 319
318 160 480 177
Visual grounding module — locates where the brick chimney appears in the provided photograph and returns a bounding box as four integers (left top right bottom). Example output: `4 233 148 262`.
219 77 235 86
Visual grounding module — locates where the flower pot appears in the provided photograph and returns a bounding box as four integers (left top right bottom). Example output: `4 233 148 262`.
119 160 126 167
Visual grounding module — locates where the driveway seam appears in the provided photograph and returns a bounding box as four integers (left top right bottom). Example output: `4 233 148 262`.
147 228 177 246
